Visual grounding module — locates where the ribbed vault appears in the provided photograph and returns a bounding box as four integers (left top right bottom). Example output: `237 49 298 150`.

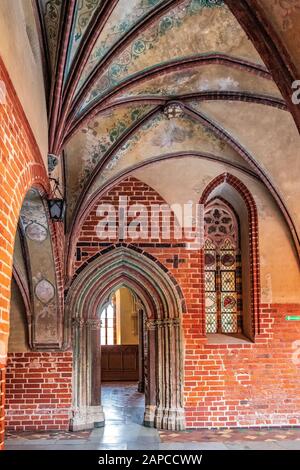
32 0 300 275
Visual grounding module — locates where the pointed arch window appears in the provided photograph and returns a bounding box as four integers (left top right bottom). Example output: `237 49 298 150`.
204 199 242 334
100 302 116 345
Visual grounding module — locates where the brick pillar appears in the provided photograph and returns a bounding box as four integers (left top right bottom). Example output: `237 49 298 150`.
0 56 49 449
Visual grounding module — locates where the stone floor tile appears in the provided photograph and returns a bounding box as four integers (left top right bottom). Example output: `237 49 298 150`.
5 383 300 451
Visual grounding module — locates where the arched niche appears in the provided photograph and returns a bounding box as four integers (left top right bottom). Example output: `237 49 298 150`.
17 188 63 349
200 173 260 340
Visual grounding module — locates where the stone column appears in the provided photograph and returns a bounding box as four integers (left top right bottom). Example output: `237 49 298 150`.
88 319 105 428
138 309 145 393
152 318 186 431
143 320 157 427
70 317 105 431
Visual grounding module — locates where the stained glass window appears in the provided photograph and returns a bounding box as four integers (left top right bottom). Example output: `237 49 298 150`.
100 303 115 345
204 200 242 334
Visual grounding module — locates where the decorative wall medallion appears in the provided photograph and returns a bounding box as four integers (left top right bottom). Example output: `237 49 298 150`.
25 222 48 242
35 279 55 304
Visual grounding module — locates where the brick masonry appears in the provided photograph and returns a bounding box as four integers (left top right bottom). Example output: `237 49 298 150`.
74 176 300 428
0 67 299 442
0 56 49 449
184 304 300 428
5 352 72 431
0 368 4 447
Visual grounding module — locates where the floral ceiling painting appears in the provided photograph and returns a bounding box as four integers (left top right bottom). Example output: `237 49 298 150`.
36 0 299 260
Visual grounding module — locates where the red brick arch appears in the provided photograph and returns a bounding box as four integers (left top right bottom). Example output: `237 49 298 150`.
0 57 49 449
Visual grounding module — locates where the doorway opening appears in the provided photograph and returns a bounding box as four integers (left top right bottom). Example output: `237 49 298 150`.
100 287 146 425
69 245 185 431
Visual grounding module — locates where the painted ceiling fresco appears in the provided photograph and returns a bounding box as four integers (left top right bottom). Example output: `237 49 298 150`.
75 0 167 89
109 65 282 100
37 0 300 256
78 0 263 112
86 112 252 195
64 102 155 219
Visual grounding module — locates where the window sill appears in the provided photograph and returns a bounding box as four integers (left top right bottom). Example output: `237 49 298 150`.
206 333 252 345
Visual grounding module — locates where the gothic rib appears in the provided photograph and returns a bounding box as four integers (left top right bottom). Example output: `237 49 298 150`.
12 265 31 325
12 227 33 324
62 53 271 147
61 0 119 129
225 0 300 132
63 91 287 144
34 1 52 104
183 102 300 258
54 0 186 151
65 151 260 281
69 104 162 219
65 101 300 276
68 96 292 242
49 0 77 152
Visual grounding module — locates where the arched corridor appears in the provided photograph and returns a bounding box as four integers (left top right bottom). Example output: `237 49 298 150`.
1 0 300 454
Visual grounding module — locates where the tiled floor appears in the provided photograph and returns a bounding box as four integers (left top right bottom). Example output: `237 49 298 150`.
5 382 300 450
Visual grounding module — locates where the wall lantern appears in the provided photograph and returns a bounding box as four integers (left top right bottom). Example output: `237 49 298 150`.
48 178 66 222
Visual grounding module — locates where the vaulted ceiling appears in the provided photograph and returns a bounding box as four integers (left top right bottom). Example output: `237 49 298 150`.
35 0 300 262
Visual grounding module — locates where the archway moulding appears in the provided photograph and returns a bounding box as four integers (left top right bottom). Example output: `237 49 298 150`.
65 246 186 431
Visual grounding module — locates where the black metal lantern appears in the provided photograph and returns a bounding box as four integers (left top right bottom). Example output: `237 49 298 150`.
48 197 66 221
48 178 66 222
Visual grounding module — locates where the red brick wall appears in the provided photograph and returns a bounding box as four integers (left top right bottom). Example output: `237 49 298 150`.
74 176 300 428
74 176 203 331
184 304 300 427
5 352 72 431
0 369 4 447
74 177 180 271
0 56 49 448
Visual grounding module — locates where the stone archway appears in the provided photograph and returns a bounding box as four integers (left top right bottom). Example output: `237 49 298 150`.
66 246 186 431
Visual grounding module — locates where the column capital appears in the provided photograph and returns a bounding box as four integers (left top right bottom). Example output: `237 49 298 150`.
146 318 180 330
72 318 85 329
72 318 101 329
86 318 101 330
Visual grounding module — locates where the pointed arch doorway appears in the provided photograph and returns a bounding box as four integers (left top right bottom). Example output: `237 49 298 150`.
99 287 142 384
98 285 147 429
66 246 186 431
